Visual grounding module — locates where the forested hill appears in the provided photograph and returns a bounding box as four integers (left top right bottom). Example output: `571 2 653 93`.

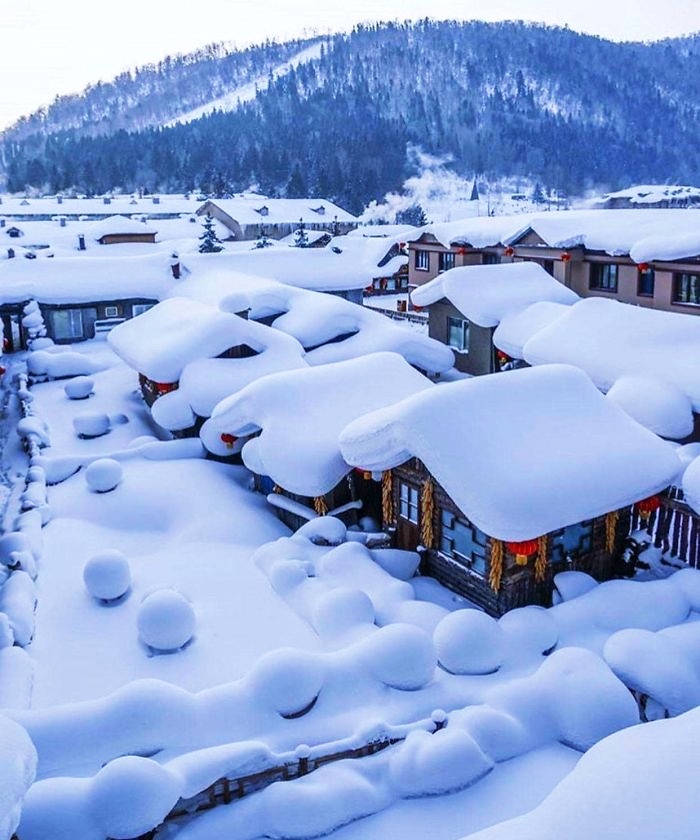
4 20 700 213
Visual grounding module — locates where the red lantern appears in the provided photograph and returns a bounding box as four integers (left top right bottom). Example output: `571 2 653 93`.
220 433 237 449
637 262 650 272
496 349 510 364
155 381 176 395
457 246 468 256
364 285 374 295
561 252 572 263
635 495 661 523
0 366 5 377
506 539 539 565
504 247 515 258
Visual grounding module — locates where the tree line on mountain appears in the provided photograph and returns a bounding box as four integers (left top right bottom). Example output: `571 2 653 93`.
4 21 700 213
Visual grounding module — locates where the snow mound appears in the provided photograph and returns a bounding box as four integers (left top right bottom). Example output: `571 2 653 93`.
295 516 347 546
361 623 436 690
390 727 493 797
73 412 110 439
268 559 309 596
245 648 324 717
499 606 558 657
312 588 375 638
85 459 123 493
683 456 700 516
552 571 598 604
434 610 505 675
369 548 420 581
606 375 694 440
0 714 37 840
28 350 104 379
83 551 131 602
137 590 196 652
16 416 50 447
64 377 94 400
88 756 181 840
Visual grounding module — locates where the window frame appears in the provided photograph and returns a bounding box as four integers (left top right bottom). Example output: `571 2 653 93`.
637 267 655 298
414 249 430 271
132 303 155 317
438 251 456 273
673 272 700 306
446 315 470 353
399 482 420 524
589 263 619 293
439 509 488 576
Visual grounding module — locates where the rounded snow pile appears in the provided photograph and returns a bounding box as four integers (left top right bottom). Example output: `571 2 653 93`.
362 623 436 690
83 550 131 602
64 377 94 400
269 559 308 596
88 756 181 839
606 376 694 440
434 610 505 675
85 459 123 493
312 588 375 637
683 456 700 518
499 605 558 657
73 412 110 439
247 648 324 717
138 590 196 652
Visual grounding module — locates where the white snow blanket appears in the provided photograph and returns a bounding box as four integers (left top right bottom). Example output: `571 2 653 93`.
410 262 578 327
523 297 700 411
201 353 433 496
88 215 157 240
493 301 571 360
340 364 681 541
0 714 36 840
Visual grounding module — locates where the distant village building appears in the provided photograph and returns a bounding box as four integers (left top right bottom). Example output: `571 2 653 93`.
88 215 157 245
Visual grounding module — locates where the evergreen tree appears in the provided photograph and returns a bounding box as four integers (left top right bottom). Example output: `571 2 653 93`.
286 164 307 198
395 204 428 226
293 218 309 247
531 182 546 204
254 224 273 248
198 214 223 253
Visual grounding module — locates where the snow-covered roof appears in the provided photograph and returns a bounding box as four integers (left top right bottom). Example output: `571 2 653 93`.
407 216 524 249
493 301 572 360
0 194 198 219
606 376 695 441
339 365 681 542
88 215 157 239
682 457 700 516
152 318 307 428
522 297 700 411
200 352 434 496
0 253 172 305
598 184 700 204
199 197 358 226
411 262 579 327
108 297 252 382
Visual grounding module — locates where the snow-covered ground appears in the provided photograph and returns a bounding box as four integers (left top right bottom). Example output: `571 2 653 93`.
3 334 700 840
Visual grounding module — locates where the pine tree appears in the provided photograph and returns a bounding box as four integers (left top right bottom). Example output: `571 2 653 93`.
198 214 223 253
532 182 546 204
254 224 273 248
293 218 309 247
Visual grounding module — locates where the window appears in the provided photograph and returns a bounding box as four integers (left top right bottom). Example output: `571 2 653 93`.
482 252 500 265
447 316 470 352
673 273 700 306
399 483 419 524
132 303 154 317
637 268 655 298
415 250 430 271
589 263 619 292
550 521 593 564
439 510 488 575
438 251 455 272
51 308 85 340
104 305 120 318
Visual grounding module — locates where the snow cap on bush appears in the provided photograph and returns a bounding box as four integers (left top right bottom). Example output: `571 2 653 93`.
85 459 123 493
137 590 196 652
435 610 505 675
64 377 94 400
83 550 131 602
246 648 325 717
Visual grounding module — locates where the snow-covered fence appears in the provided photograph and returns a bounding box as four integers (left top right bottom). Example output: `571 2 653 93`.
638 489 700 569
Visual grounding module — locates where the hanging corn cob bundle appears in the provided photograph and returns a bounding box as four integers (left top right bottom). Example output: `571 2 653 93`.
535 536 548 582
420 478 435 548
314 495 328 516
489 539 504 592
381 470 394 526
605 510 619 554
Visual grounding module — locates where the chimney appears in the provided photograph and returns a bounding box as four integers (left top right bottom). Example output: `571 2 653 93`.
7 248 14 259
77 234 86 251
170 253 181 279
152 196 160 205
59 217 66 228
0 218 5 228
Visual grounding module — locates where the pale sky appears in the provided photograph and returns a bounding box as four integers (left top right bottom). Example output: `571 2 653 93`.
2 0 700 130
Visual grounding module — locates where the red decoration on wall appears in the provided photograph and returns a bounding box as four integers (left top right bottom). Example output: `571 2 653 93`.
637 262 651 272
561 252 572 263
503 247 515 257
635 495 661 522
155 382 177 395
506 539 539 565
457 247 468 255
220 433 237 448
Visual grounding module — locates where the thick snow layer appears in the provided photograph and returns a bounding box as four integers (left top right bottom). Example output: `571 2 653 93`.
434 612 505 675
201 353 433 495
85 458 123 493
0 715 37 840
606 375 695 440
88 215 157 240
28 349 106 379
410 262 579 328
108 297 252 383
64 377 94 400
137 590 196 652
340 365 681 541
523 297 700 410
462 707 700 840
682 456 700 515
492 301 570 360
197 195 357 226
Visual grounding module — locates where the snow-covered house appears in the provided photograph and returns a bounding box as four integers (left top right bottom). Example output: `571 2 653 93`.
339 365 681 615
109 297 307 435
0 253 169 348
200 353 433 530
88 215 158 245
196 196 358 242
410 262 578 375
496 297 700 443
